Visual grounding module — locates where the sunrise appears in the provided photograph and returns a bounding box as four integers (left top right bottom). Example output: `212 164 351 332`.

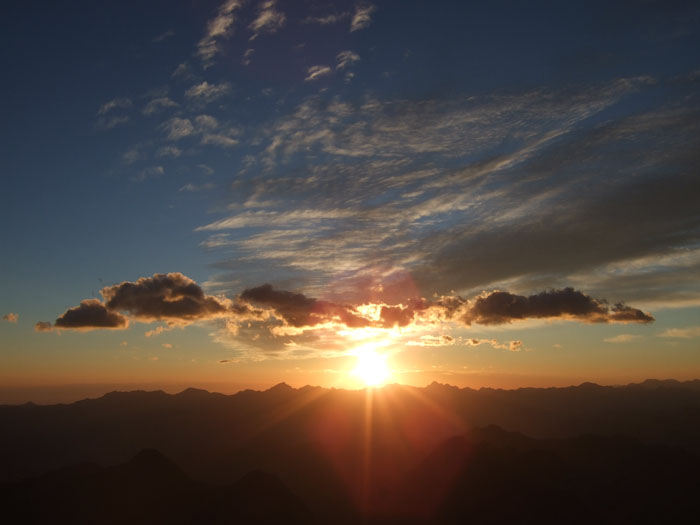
1 0 700 523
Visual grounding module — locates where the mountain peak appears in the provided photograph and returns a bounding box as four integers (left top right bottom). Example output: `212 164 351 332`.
267 382 294 392
176 387 210 397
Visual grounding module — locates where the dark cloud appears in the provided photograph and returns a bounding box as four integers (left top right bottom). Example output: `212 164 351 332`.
34 300 128 332
40 273 256 333
462 288 653 325
102 273 230 323
37 273 652 345
54 299 129 330
52 299 128 330
240 285 315 327
609 303 656 323
380 305 415 328
240 284 371 329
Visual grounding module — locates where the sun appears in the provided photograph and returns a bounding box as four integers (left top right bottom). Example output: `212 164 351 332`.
352 347 392 387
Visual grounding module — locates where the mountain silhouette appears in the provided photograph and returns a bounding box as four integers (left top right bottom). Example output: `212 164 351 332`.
2 380 700 523
0 449 314 524
383 427 700 524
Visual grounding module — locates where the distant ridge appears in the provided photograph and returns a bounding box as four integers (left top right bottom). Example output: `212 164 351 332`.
10 378 699 408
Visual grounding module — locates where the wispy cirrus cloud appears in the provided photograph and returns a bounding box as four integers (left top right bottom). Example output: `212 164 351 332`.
249 0 286 40
152 29 175 42
185 81 232 104
304 65 332 82
161 117 195 140
603 334 643 343
97 97 132 115
142 97 178 116
658 326 700 338
197 0 244 66
336 50 360 70
196 76 700 314
350 2 376 32
156 145 182 158
97 115 129 130
302 12 350 25
96 96 133 128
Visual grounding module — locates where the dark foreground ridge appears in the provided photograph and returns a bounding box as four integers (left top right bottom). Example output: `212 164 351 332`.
0 449 314 524
2 379 700 523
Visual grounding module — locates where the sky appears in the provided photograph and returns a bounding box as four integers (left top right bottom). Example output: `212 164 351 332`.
1 0 700 402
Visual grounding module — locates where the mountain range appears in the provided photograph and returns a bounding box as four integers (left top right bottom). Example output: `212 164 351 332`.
2 379 700 523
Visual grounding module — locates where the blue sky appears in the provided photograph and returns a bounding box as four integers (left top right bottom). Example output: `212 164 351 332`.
1 0 700 399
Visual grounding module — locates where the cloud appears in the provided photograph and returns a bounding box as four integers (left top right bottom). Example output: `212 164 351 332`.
380 304 416 328
145 326 165 337
658 326 700 338
201 77 694 305
97 97 132 115
249 0 286 39
239 284 370 329
156 146 182 158
462 288 653 325
171 62 192 79
305 65 332 82
464 338 522 351
242 48 254 66
142 97 178 116
201 133 238 148
185 81 232 104
41 273 267 335
603 334 643 343
197 208 355 231
135 166 164 181
101 273 233 324
235 283 651 342
122 147 142 164
407 334 456 347
197 0 244 65
97 115 129 130
194 114 219 130
38 269 652 361
161 117 195 140
302 12 350 25
509 340 523 351
351 2 376 32
34 321 53 332
180 182 215 192
2 313 18 323
336 50 360 70
197 164 214 175
36 299 129 332
152 29 175 42
159 115 230 148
